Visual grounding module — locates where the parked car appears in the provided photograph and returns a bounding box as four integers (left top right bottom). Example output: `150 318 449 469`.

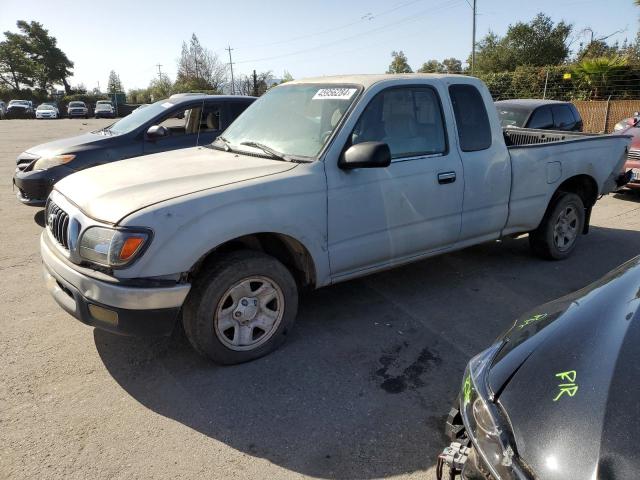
439 256 640 480
35 103 59 119
615 123 640 191
614 112 639 132
0 100 6 119
5 99 35 118
39 74 630 365
66 101 89 118
495 99 583 131
14 94 255 205
94 101 115 118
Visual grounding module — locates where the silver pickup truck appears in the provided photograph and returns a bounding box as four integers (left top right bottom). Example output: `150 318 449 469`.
40 74 631 364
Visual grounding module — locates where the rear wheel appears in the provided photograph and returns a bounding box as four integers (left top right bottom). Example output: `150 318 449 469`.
182 250 298 364
529 192 585 260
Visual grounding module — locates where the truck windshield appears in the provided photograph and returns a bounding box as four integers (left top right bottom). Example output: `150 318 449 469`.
219 84 361 159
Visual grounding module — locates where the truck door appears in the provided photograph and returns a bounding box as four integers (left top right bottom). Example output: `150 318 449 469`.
448 83 511 242
326 84 464 278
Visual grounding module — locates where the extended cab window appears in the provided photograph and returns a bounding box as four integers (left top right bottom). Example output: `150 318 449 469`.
527 106 553 129
352 87 446 159
449 84 491 152
552 105 576 130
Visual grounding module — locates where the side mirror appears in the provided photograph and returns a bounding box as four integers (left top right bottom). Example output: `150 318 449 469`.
339 141 391 170
146 125 169 139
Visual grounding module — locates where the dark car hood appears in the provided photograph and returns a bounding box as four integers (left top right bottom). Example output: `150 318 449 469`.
23 132 112 159
7 104 29 110
489 257 640 479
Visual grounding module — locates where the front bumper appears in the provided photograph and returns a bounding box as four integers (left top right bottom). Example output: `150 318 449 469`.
6 109 32 118
95 111 115 118
13 165 75 206
41 232 190 336
68 110 88 117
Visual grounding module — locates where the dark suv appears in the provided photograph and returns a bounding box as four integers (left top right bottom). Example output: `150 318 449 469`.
495 99 583 131
14 94 256 206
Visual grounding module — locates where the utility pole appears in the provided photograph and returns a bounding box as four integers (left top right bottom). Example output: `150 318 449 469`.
156 64 163 80
253 70 258 97
226 45 235 95
471 0 477 74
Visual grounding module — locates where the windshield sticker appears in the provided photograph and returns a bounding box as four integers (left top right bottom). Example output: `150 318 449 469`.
553 370 578 401
161 102 173 109
313 88 357 100
518 313 548 329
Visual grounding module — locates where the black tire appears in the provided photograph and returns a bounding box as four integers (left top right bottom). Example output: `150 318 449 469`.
529 192 585 260
182 250 299 364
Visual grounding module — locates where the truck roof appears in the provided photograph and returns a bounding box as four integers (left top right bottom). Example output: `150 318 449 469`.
495 99 569 108
287 73 477 89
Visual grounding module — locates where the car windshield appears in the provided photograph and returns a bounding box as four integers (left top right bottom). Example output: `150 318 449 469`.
10 100 29 106
496 105 530 127
219 84 361 159
37 105 54 110
96 104 111 109
107 99 179 135
69 102 85 107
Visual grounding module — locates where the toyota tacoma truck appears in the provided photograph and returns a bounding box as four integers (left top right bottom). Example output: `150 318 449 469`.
40 74 631 364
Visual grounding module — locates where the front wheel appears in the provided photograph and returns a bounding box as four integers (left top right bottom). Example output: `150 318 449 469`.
529 192 585 260
182 250 299 364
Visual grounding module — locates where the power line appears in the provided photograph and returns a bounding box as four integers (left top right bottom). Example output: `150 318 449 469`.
234 0 463 65
233 0 429 51
226 46 235 95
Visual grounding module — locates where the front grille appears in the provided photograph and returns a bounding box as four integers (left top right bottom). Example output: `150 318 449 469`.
628 149 640 161
46 200 70 250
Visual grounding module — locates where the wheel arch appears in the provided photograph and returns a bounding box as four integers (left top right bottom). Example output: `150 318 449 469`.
551 174 599 234
189 232 318 289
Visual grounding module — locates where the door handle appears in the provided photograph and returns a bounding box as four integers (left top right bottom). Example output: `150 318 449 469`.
438 172 456 184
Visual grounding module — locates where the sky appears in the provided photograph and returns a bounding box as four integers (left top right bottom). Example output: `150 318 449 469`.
0 0 638 91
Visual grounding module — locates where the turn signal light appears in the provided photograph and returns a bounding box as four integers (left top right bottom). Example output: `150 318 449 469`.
118 237 145 261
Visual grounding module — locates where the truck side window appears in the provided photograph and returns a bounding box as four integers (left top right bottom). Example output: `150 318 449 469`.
448 84 491 152
351 87 446 159
527 106 553 129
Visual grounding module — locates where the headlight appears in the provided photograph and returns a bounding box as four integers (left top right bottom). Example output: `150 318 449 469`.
460 343 531 480
78 227 151 267
33 154 75 170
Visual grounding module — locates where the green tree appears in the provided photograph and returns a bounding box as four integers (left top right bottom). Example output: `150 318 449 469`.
175 34 227 92
107 70 123 92
572 56 628 99
442 58 462 73
473 13 572 72
148 73 172 100
0 32 34 89
417 59 444 73
281 70 294 83
15 21 73 93
387 51 413 74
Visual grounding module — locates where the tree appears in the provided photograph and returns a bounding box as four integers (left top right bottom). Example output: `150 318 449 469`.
107 70 123 92
572 56 628 99
281 70 294 83
14 21 73 93
387 51 412 74
473 13 572 72
175 34 227 92
0 32 34 89
233 70 273 96
442 58 462 73
148 73 172 100
417 59 445 73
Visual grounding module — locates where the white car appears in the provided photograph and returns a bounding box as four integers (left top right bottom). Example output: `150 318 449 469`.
35 104 59 119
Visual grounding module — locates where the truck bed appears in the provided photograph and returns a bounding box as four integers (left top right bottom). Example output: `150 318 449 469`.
502 128 630 236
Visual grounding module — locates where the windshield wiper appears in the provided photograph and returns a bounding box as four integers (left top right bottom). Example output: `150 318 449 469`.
240 141 309 163
213 136 233 152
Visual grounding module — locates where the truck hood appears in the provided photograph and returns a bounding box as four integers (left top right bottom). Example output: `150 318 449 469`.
54 146 297 224
488 257 640 479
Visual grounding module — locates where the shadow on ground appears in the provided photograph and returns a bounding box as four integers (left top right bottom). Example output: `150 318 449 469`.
34 209 45 227
94 226 640 479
